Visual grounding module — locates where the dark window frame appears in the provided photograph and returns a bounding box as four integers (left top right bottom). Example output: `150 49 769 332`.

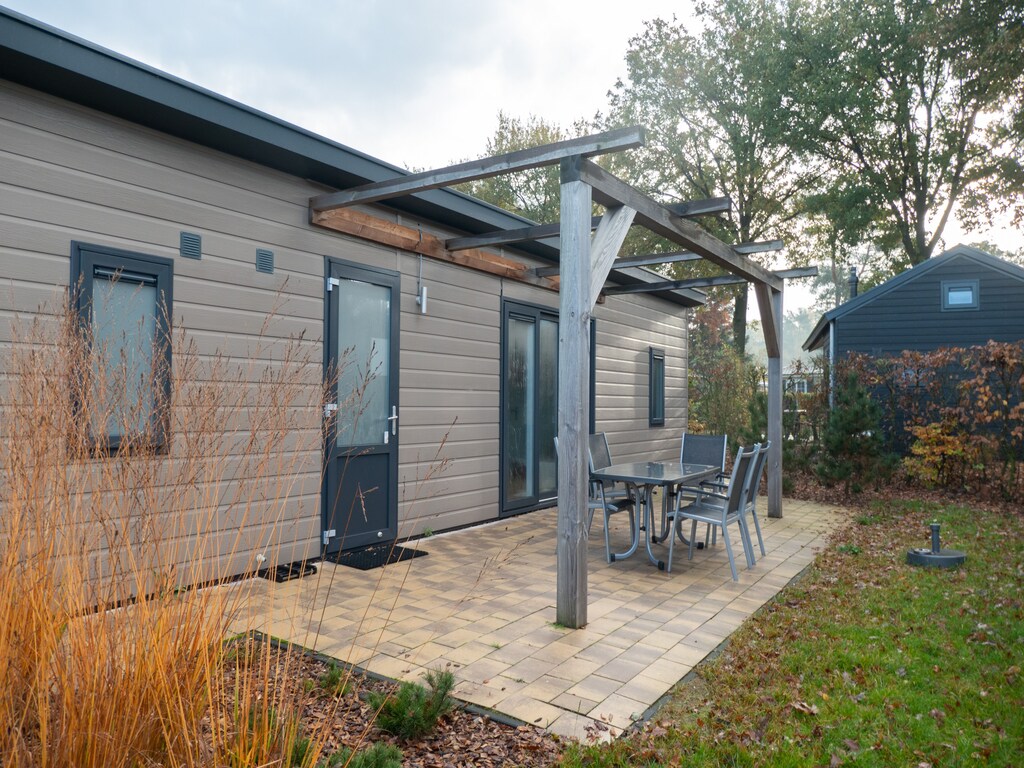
941 279 979 311
71 242 173 453
649 346 665 426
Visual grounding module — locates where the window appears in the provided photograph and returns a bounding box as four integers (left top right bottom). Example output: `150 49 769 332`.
71 243 173 451
649 347 665 426
941 279 979 311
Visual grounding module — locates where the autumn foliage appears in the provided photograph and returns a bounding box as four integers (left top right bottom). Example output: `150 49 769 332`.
837 341 1024 501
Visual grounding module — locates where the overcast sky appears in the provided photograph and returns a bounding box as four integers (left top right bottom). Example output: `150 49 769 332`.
6 0 691 170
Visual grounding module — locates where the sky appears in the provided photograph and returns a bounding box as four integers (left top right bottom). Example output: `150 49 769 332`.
6 0 691 169
6 0 1020 321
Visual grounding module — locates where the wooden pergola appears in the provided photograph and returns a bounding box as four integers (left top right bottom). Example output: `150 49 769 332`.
309 127 814 629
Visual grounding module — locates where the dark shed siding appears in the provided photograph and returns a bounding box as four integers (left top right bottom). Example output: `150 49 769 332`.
835 254 1024 357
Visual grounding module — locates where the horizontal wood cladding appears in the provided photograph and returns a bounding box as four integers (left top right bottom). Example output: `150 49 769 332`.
1 81 334 578
836 256 1024 356
594 292 688 464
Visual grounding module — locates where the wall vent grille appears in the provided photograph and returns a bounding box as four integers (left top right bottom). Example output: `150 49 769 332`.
256 249 274 274
180 232 201 259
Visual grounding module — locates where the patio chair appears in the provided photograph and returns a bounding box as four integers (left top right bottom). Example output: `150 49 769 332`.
659 433 728 545
679 433 728 491
741 441 770 562
587 433 636 562
553 436 635 561
665 443 758 579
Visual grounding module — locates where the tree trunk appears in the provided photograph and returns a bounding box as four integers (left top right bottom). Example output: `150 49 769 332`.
733 284 748 357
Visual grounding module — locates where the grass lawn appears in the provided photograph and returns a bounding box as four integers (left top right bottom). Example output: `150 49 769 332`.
559 499 1024 767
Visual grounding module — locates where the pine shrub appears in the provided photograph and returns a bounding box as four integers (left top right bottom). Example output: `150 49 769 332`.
321 742 402 768
815 372 895 493
366 668 455 740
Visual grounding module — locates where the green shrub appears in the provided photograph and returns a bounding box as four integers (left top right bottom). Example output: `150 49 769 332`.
815 372 895 493
366 668 455 740
290 732 313 767
319 661 349 696
321 742 403 768
689 342 759 450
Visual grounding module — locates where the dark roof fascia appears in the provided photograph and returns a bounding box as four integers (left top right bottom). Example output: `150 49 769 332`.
0 7 702 308
800 245 1024 351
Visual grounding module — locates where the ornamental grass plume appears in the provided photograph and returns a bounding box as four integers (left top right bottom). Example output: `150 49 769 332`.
0 293 331 767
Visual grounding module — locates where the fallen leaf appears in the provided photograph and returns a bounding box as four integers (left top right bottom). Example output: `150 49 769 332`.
791 701 819 715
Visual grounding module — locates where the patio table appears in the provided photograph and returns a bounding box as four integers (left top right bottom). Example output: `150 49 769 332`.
591 461 720 570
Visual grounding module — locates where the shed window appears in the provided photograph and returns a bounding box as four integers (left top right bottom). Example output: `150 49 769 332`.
71 243 173 451
941 280 978 311
649 347 665 426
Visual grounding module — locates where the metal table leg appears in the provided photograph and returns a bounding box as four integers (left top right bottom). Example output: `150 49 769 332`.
607 481 641 562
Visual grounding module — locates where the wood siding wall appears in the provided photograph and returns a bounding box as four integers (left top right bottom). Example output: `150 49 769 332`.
836 254 1024 358
0 80 689 573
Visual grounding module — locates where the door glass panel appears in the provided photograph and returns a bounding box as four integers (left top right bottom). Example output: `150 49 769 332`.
537 318 558 497
336 279 390 448
505 316 535 501
92 275 158 439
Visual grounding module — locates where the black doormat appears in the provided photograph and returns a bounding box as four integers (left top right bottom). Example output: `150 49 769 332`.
258 561 317 583
327 544 427 571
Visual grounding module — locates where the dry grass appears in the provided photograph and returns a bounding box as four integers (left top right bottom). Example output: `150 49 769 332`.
0 294 344 767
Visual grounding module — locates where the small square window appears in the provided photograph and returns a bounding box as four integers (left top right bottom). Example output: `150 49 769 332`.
649 347 665 426
71 243 173 452
941 280 978 311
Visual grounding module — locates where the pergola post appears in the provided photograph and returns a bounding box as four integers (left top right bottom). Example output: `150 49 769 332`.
556 156 592 628
766 287 784 518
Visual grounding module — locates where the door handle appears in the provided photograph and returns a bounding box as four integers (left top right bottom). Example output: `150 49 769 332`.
387 405 398 435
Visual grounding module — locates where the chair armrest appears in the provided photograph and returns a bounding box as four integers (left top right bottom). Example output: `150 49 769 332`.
699 475 728 491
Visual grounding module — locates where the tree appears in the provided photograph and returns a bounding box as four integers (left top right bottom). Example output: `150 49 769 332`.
460 111 586 223
786 0 1024 267
815 372 895 493
606 0 821 355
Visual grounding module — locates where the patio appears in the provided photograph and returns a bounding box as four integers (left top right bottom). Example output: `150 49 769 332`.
237 497 846 742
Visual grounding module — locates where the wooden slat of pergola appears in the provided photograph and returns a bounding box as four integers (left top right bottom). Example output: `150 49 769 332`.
310 126 645 212
534 239 784 277
444 198 731 252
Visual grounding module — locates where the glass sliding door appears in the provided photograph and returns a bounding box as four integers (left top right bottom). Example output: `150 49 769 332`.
501 300 596 515
502 301 561 514
505 315 536 503
536 318 558 498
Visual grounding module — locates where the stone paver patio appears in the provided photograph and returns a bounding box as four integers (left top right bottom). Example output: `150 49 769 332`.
237 497 845 741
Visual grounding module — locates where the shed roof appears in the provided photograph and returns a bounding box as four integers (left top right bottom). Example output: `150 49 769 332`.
0 6 702 307
802 245 1024 352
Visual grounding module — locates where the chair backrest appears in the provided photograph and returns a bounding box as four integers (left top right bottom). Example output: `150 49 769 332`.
744 441 771 507
680 433 728 472
588 433 614 473
725 444 758 514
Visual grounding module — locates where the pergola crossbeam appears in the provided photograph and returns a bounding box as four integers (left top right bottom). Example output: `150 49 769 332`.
603 266 816 295
534 239 784 276
445 198 732 253
310 126 645 212
576 160 783 291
